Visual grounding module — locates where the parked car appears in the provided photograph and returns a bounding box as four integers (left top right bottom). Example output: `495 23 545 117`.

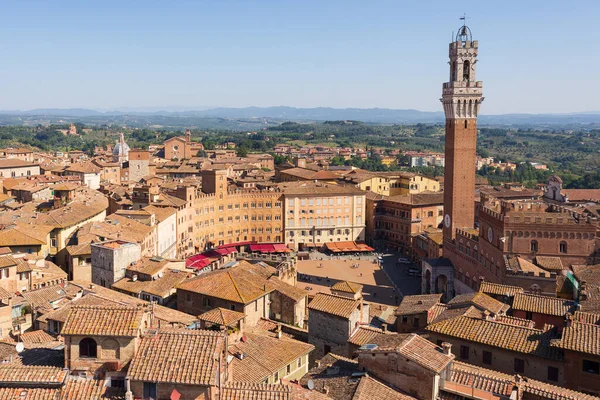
407 267 421 276
397 257 411 264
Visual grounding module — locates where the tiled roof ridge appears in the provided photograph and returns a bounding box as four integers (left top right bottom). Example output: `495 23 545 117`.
223 381 293 392
154 329 222 337
516 292 572 301
494 315 534 325
356 325 384 333
317 292 360 302
460 314 544 333
70 303 141 311
452 361 516 384
228 270 246 303
328 353 359 364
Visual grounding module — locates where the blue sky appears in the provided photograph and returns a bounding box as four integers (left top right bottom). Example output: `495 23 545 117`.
1 0 599 114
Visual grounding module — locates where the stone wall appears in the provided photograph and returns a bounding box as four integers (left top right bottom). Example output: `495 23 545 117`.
427 332 565 386
358 351 437 400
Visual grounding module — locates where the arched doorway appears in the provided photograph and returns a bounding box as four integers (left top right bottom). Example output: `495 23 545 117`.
425 270 432 294
435 275 448 298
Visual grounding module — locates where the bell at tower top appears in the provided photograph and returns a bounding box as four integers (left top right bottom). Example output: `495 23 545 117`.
456 24 472 43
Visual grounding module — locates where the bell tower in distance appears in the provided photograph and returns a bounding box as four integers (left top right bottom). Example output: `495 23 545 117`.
441 21 484 245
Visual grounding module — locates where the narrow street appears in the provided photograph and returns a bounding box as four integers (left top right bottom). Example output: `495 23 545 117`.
379 251 422 300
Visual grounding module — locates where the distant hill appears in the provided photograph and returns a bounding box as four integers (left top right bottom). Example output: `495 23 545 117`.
1 106 600 125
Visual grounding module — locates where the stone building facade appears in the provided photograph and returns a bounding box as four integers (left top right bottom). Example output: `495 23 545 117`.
281 181 366 251
307 292 369 361
91 240 141 288
128 149 150 183
370 192 443 254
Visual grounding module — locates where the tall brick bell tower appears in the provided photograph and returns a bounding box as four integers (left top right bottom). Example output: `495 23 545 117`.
441 22 484 247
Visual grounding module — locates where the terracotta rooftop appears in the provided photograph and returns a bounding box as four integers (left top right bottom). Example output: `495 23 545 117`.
0 159 39 169
62 304 145 337
572 264 600 286
505 256 548 275
426 315 563 360
430 305 485 325
534 256 564 271
308 293 361 319
478 281 524 297
128 329 224 386
347 326 390 347
559 320 600 356
278 181 364 196
384 192 444 206
512 293 576 317
447 292 509 315
112 269 190 298
395 293 442 316
198 307 246 326
331 281 363 294
229 329 314 383
68 282 197 327
447 361 599 400
0 387 60 399
60 377 126 400
65 162 101 174
362 333 454 373
573 310 600 325
493 315 535 328
352 375 417 400
0 224 53 247
221 381 333 400
563 188 600 202
21 285 70 313
178 261 284 304
0 342 17 362
0 365 67 385
299 353 361 400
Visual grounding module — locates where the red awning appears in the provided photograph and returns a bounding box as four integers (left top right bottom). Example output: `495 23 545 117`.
186 254 218 269
325 241 374 253
250 243 284 253
216 241 254 249
273 243 290 253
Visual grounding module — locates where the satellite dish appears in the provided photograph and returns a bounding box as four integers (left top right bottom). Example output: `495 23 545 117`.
307 379 315 390
15 343 24 353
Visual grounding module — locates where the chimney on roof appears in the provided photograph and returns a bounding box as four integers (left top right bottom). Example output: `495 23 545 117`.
322 384 329 395
441 342 452 356
89 284 95 290
565 312 573 328
276 324 282 339
381 323 387 332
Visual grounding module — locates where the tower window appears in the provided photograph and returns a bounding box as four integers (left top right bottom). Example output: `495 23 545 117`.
463 60 470 81
559 241 567 254
530 240 538 252
451 61 457 81
464 120 468 129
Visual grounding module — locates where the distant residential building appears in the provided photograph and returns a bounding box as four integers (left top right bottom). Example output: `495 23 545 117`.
64 162 101 189
0 159 40 178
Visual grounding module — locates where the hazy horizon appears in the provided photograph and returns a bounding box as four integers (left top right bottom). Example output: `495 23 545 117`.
2 0 599 114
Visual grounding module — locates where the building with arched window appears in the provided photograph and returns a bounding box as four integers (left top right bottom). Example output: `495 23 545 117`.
61 304 150 379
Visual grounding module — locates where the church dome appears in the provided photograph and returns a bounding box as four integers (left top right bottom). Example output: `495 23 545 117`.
113 141 130 155
113 133 130 156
